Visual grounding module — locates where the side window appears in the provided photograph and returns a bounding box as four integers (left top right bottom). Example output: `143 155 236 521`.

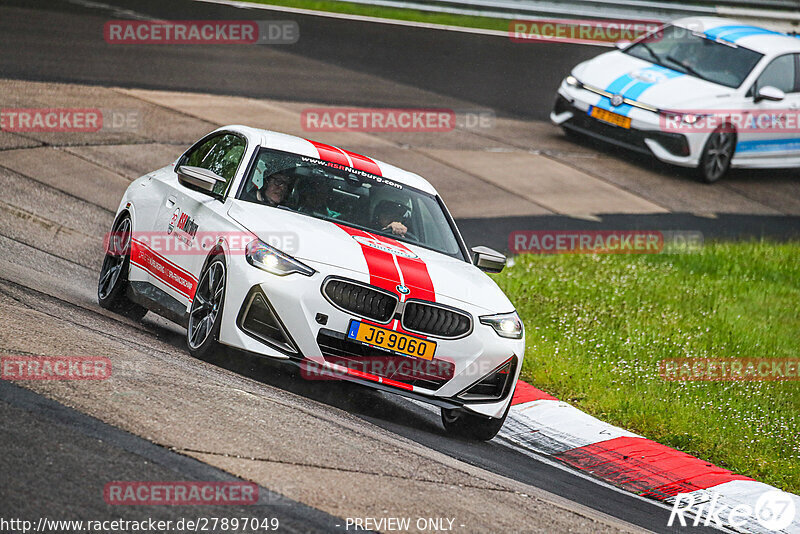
182 133 246 196
755 55 796 94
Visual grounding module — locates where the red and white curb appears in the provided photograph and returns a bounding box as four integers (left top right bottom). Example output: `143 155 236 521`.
503 381 800 533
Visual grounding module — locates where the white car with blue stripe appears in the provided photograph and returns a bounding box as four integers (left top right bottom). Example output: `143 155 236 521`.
551 17 800 182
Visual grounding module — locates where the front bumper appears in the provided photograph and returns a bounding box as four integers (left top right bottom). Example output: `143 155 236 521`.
551 83 706 167
217 253 525 419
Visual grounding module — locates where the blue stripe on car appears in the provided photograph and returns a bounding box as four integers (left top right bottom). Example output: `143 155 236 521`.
596 65 683 117
595 73 635 112
704 25 781 43
736 138 800 153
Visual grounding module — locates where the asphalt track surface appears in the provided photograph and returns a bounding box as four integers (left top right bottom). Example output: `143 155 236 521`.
3 0 799 245
1 0 595 120
0 0 789 533
0 380 349 533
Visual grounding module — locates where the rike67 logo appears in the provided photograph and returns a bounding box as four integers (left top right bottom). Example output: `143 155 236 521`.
669 489 797 530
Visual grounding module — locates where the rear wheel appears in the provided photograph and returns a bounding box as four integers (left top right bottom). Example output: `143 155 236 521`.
97 214 147 320
698 128 735 183
441 404 510 441
187 257 226 359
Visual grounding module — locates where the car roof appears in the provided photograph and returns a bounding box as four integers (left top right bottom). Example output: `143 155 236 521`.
672 16 800 55
217 125 438 195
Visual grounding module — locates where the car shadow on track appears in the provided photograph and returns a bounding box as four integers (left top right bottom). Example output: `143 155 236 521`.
561 130 800 183
198 344 452 438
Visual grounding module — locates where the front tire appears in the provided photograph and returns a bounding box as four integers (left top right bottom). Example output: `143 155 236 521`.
441 404 510 441
97 214 147 321
698 128 735 183
187 256 226 359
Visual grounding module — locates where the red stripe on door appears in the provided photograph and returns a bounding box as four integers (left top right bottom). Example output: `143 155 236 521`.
130 239 197 300
342 149 382 176
306 140 350 166
554 436 752 500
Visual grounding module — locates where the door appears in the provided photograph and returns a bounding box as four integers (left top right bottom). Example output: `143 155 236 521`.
151 132 248 306
736 53 800 160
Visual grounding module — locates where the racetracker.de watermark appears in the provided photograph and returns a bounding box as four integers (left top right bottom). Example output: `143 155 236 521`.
660 358 800 382
0 108 140 133
509 18 661 46
300 356 458 382
509 230 703 254
103 482 258 505
301 108 496 132
106 231 300 256
1 356 111 380
661 109 800 134
104 20 299 45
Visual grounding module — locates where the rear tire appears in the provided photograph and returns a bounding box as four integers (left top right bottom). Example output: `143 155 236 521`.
97 214 147 321
187 256 226 360
441 403 510 441
697 127 735 183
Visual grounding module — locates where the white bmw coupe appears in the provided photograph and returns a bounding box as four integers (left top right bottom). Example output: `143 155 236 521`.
98 126 524 439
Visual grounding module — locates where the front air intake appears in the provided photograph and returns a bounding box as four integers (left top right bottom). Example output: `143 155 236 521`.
457 356 517 402
237 288 297 354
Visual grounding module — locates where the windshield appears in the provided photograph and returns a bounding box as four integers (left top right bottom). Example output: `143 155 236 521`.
625 25 763 88
239 148 466 260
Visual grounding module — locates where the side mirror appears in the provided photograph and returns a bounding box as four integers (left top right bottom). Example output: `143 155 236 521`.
615 40 631 50
471 246 506 273
177 165 225 194
755 85 785 103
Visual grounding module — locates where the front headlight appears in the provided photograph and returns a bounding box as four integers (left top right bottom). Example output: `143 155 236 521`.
565 75 580 87
480 311 523 339
245 239 315 277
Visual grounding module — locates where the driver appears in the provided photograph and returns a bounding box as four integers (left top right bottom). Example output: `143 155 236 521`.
256 171 294 207
373 200 409 237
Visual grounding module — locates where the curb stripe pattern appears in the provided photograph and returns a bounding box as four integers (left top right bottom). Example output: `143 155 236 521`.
506 380 800 533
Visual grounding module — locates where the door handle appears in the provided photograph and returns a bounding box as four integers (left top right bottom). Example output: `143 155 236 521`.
166 196 177 208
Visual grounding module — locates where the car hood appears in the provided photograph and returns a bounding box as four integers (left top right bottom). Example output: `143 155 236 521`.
228 201 514 313
573 51 735 110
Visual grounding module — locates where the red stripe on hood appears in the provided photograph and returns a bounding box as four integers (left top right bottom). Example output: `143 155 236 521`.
369 233 435 302
335 224 438 338
334 224 400 293
306 140 349 166
342 149 382 176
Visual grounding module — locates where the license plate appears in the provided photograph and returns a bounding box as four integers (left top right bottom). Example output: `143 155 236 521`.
589 106 631 129
347 320 435 360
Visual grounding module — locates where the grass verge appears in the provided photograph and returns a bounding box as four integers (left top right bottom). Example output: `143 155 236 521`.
237 0 512 32
493 240 799 493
